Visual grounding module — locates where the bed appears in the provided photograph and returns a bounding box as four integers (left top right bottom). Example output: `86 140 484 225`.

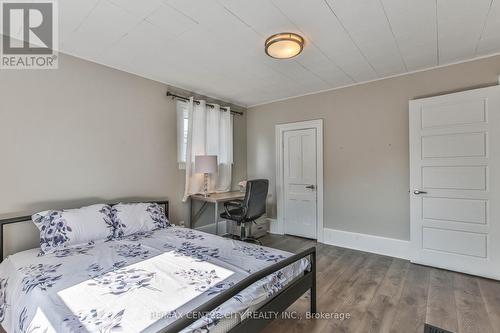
0 201 316 333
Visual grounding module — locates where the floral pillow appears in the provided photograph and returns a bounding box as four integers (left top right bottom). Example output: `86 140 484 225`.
32 204 115 254
112 203 170 237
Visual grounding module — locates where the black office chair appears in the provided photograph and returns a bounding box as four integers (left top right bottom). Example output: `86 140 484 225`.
220 179 269 245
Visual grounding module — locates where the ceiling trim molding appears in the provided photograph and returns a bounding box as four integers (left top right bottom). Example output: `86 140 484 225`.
247 51 500 108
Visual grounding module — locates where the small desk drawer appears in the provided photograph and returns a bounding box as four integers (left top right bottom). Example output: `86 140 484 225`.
251 219 269 238
227 218 269 239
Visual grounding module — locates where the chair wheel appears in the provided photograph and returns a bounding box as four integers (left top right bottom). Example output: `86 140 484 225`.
242 237 262 245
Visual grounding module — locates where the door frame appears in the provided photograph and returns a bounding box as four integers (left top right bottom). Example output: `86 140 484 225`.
275 119 324 242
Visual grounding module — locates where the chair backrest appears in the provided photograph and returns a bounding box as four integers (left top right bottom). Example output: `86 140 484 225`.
242 179 269 221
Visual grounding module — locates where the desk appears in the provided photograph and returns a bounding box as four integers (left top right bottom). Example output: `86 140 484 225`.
190 191 245 235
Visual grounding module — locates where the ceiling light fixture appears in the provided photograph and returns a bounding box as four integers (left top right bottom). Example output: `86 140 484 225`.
265 32 304 59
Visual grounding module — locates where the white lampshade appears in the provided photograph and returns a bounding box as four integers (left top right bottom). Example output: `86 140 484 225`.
195 155 218 174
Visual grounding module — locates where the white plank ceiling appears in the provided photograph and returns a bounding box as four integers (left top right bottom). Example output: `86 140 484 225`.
53 0 500 106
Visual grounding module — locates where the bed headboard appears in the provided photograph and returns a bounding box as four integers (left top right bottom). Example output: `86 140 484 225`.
0 200 169 261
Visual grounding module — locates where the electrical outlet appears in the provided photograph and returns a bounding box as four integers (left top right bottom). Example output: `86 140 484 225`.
178 220 185 227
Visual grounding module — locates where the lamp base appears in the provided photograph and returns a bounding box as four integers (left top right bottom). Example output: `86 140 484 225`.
203 173 210 198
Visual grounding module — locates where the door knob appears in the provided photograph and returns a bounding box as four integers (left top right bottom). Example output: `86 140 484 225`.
305 185 315 189
413 190 428 195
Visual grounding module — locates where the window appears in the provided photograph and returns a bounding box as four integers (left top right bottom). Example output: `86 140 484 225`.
176 98 233 176
176 100 189 168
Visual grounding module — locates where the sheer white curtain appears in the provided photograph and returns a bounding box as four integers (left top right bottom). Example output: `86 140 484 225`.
182 98 233 202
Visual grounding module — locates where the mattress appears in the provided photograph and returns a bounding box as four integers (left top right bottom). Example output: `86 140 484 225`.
0 226 309 333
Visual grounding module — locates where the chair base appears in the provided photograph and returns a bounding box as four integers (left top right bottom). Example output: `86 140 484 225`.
227 233 262 245
240 236 262 245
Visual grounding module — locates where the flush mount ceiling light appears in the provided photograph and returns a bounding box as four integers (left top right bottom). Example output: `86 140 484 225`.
265 32 304 59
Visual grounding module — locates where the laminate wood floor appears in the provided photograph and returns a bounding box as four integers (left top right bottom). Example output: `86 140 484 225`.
259 234 500 333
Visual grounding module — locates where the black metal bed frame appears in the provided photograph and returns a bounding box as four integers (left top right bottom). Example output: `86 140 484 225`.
0 200 316 333
162 246 316 333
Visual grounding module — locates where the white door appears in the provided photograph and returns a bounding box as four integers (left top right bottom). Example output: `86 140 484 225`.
409 85 500 280
283 128 317 239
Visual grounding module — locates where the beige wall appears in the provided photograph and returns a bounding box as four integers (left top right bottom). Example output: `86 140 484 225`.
247 55 500 241
0 53 246 256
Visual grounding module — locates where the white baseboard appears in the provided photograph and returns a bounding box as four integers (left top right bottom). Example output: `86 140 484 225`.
267 218 284 235
322 228 410 260
195 220 228 234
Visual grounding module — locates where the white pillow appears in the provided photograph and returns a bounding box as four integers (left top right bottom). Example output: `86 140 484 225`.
32 204 114 254
113 202 170 237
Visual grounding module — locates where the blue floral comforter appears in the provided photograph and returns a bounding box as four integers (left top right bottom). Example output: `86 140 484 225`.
0 226 309 333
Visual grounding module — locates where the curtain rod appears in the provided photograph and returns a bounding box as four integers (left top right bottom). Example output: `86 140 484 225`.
166 92 243 116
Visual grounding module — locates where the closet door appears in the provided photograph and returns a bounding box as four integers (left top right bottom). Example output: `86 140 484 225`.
409 85 500 280
283 128 318 239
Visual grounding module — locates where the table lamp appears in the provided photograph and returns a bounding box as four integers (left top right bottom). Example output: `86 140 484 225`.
195 155 218 197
